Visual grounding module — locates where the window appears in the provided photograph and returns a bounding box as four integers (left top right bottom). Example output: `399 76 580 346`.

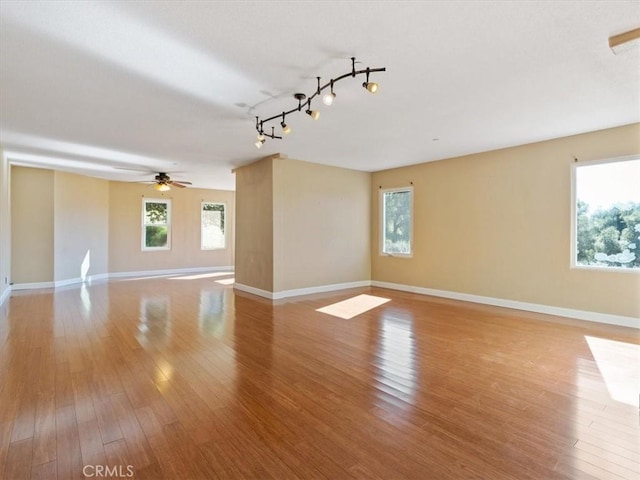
142 198 170 250
201 202 226 250
573 156 640 270
380 187 413 256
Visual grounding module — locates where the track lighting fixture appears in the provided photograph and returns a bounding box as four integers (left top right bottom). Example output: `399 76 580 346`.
306 109 320 120
322 80 336 106
255 122 266 147
364 82 378 93
252 57 386 146
254 118 281 148
281 112 291 134
362 68 379 94
305 99 320 120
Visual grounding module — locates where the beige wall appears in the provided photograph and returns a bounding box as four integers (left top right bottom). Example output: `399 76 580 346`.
10 167 233 284
234 156 274 291
11 166 55 284
108 181 234 274
371 123 640 318
10 167 110 284
273 158 371 292
5 124 638 321
235 155 370 294
0 148 11 300
54 171 109 281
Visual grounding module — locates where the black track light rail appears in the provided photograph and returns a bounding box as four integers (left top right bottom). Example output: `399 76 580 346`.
254 57 386 138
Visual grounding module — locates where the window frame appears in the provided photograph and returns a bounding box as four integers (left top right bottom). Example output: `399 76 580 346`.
570 154 640 273
379 186 414 258
141 198 171 251
200 201 226 250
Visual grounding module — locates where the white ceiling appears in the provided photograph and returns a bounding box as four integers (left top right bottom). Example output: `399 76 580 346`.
1 1 639 191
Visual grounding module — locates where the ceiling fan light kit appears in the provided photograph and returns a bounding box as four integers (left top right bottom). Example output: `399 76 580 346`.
254 57 386 147
145 172 192 191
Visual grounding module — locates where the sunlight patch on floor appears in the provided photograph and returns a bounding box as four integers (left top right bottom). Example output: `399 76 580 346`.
316 294 390 320
585 335 639 406
215 278 235 285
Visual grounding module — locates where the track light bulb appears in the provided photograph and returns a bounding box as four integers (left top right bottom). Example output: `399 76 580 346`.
322 92 336 106
257 133 265 141
255 138 265 149
306 109 320 120
281 122 291 134
155 183 170 192
363 82 379 94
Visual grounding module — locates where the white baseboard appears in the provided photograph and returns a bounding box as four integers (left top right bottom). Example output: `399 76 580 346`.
12 266 235 291
8 270 636 329
13 273 111 290
54 273 110 288
273 281 371 300
234 280 371 301
371 280 640 329
234 283 274 299
109 265 234 279
0 285 11 305
11 281 55 291
55 278 79 288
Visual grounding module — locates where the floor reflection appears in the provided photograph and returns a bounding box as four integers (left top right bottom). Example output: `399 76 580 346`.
199 289 227 338
374 312 417 406
154 356 174 390
137 296 171 347
80 284 92 315
0 300 8 345
232 293 274 400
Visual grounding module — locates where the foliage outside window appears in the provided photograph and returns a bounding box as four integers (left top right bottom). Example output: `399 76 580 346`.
381 187 413 256
574 157 640 270
142 199 170 250
201 202 225 250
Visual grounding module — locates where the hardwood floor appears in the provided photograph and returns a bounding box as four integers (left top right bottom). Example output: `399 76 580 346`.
0 273 638 479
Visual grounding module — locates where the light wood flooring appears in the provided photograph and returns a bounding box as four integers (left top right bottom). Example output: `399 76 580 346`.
0 272 638 479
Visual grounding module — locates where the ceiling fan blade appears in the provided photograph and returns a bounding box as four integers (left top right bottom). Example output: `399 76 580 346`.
168 181 187 188
172 180 192 185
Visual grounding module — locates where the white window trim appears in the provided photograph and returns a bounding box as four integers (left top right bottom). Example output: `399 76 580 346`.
570 154 639 273
379 186 414 258
201 201 226 250
142 198 171 251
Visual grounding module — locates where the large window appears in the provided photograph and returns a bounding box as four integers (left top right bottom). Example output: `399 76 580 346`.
142 198 171 250
201 202 226 250
380 187 413 256
573 157 640 270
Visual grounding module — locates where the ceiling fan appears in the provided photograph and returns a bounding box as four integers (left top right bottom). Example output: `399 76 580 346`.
144 172 192 191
